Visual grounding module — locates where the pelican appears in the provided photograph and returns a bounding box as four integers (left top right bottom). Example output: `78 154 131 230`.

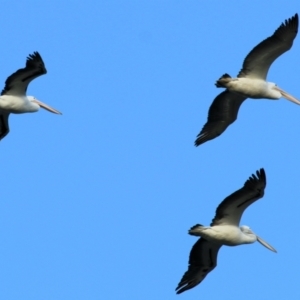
195 14 299 146
0 52 61 140
175 168 276 294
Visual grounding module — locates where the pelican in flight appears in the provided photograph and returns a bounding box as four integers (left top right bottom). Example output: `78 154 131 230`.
176 169 276 294
0 52 61 140
195 13 299 146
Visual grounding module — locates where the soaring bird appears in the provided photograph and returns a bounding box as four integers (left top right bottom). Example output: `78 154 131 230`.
176 169 276 294
195 14 299 146
0 52 61 140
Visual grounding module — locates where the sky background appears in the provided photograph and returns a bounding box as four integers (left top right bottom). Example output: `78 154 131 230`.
0 1 300 299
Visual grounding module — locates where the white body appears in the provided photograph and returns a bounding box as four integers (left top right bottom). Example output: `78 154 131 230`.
225 78 280 99
191 225 256 246
0 95 39 114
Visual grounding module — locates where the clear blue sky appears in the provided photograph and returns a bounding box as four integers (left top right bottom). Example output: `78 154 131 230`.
0 1 300 299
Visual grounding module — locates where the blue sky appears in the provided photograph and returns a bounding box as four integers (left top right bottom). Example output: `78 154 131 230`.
0 1 300 299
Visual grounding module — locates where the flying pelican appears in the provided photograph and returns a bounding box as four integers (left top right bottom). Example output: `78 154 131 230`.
0 52 61 140
175 168 276 294
195 13 299 146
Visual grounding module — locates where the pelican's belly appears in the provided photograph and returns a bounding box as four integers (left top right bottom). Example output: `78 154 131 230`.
204 225 243 246
0 95 29 113
228 78 270 99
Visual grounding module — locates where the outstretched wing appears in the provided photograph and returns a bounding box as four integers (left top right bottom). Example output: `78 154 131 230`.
195 90 246 146
176 238 221 294
211 168 266 226
238 14 298 79
1 52 47 96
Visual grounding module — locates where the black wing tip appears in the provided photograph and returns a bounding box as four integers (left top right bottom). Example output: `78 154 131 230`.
288 13 298 27
194 126 226 147
26 51 47 72
194 135 204 147
257 168 265 177
256 168 266 180
273 13 299 39
194 132 208 147
27 51 41 60
175 287 185 294
194 127 221 147
248 168 266 185
290 13 298 23
0 132 8 140
175 282 192 294
281 13 298 29
175 284 182 294
175 279 199 294
175 286 183 294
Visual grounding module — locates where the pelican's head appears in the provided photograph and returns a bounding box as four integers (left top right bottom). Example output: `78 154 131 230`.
28 96 62 114
271 84 300 105
240 225 253 234
241 225 277 253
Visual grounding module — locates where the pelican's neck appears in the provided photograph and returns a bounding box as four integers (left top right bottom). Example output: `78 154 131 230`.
25 96 40 112
240 228 257 244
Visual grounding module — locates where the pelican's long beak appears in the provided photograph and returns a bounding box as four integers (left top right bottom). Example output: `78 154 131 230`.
273 86 300 105
32 99 62 115
257 235 277 253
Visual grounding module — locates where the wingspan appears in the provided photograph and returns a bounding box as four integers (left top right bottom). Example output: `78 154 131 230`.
1 52 47 96
176 238 221 294
211 168 266 226
238 14 298 79
194 90 246 146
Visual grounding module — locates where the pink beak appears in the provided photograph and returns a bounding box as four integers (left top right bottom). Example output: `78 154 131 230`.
273 86 300 105
32 99 62 114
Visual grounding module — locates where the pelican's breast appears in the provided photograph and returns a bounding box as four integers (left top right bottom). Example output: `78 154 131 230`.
227 78 270 99
0 95 36 113
204 225 243 246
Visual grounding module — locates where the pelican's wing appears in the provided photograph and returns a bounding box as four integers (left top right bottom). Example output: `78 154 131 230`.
176 238 221 294
211 169 266 226
1 52 47 96
238 14 298 79
194 90 246 146
0 111 10 140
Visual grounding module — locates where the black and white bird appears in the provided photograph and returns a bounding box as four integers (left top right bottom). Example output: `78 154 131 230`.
195 14 299 146
176 169 276 294
0 52 61 140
